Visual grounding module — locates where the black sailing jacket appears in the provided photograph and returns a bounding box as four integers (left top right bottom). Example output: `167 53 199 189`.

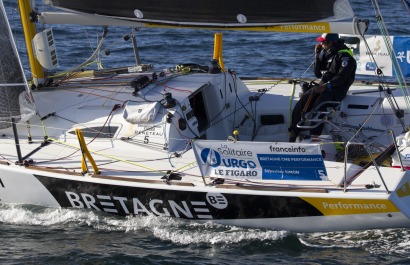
314 40 357 102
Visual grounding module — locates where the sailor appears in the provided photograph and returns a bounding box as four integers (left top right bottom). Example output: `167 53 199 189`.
289 33 357 142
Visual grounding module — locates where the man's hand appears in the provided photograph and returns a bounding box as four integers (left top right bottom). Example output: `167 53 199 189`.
313 84 326 93
315 44 322 54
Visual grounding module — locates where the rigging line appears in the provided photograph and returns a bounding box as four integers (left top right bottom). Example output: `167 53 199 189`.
86 104 120 144
138 73 183 98
371 0 410 114
0 138 79 165
83 27 95 54
158 72 204 94
231 74 238 132
162 120 169 150
174 139 193 156
51 29 108 79
358 26 388 85
53 114 116 141
121 139 168 152
202 75 235 130
223 70 228 105
174 160 198 172
300 53 316 78
34 145 80 165
47 137 166 174
101 86 124 107
162 82 194 93
48 61 96 79
232 72 255 121
403 0 410 14
59 85 131 94
175 100 199 138
36 94 112 118
78 73 140 81
251 96 258 140
52 70 88 86
0 154 16 164
300 60 315 78
36 143 173 166
167 150 174 167
101 30 135 55
57 87 126 102
38 114 48 137
358 24 406 131
347 98 384 143
375 18 408 94
70 81 130 87
205 74 236 122
3 120 69 136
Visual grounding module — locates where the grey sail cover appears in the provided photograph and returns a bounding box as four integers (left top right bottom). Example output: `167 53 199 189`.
43 0 354 27
0 1 36 129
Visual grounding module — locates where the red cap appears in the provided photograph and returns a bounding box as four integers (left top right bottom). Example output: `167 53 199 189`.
317 33 339 42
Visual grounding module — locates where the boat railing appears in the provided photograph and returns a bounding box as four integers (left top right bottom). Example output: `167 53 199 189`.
341 129 403 193
297 102 404 193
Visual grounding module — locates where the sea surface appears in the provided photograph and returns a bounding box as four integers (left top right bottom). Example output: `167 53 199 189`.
2 0 410 264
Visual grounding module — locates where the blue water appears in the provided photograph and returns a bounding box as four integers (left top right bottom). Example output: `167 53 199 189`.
5 0 409 79
2 0 410 264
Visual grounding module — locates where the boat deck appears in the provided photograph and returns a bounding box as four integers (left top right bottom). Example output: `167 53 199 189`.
0 72 405 195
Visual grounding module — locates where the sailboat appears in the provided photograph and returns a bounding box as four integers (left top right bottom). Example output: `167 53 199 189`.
1 0 410 233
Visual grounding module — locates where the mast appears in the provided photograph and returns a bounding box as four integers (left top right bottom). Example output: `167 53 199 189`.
17 0 45 86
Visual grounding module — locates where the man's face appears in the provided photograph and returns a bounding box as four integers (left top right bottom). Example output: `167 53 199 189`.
322 40 333 50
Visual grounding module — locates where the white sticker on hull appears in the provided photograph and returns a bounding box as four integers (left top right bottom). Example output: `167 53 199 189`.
65 191 215 219
206 193 228 209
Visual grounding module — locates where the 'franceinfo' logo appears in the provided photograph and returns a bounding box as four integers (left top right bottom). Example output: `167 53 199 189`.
269 145 307 153
200 148 256 169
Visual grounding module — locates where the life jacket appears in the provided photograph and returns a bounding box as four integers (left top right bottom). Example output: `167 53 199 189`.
338 48 354 58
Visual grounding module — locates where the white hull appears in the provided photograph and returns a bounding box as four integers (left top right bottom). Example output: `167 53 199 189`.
1 0 410 235
1 29 410 232
1 131 410 233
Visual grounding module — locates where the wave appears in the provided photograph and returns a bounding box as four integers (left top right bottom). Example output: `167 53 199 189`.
0 204 288 245
298 229 410 255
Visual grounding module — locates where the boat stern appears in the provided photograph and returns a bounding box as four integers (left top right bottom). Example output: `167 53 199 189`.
390 170 410 221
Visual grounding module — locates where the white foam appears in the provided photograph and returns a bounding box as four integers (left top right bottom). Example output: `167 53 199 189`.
0 204 100 226
0 204 288 244
3 205 409 250
298 229 410 254
149 220 288 245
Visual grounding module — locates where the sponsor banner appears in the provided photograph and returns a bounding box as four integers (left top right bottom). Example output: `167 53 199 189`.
343 34 410 77
393 36 410 77
301 197 399 216
148 22 331 33
263 22 330 33
192 141 327 180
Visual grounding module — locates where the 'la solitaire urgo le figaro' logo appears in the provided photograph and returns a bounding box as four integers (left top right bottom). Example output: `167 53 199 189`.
199 147 259 178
